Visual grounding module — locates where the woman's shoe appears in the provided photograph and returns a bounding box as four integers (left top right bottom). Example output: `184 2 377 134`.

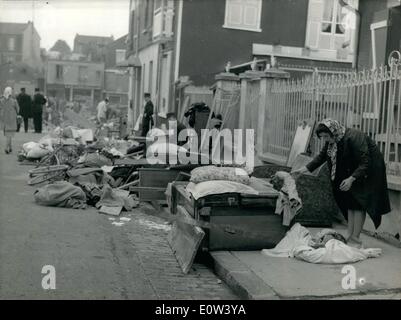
5 149 9 154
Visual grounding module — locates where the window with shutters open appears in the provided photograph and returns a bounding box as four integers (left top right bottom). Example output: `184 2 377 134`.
223 0 262 32
305 0 358 59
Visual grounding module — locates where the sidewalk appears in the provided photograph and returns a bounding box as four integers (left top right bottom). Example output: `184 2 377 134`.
211 224 401 300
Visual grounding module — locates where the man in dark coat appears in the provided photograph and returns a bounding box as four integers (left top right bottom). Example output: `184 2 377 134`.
141 93 154 137
16 88 32 133
293 119 391 248
32 88 46 133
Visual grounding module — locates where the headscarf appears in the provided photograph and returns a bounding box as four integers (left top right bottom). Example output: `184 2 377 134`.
319 118 346 181
3 87 12 99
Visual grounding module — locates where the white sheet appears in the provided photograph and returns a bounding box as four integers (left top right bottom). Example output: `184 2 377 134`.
262 223 382 264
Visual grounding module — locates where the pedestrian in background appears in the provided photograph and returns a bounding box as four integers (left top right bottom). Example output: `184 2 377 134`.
16 87 32 133
32 88 46 134
141 93 154 137
97 98 109 125
0 87 20 153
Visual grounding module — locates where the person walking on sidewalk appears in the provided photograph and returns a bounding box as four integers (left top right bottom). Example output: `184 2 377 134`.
32 88 46 133
292 118 391 248
0 87 20 154
16 88 32 133
97 98 109 125
141 93 154 137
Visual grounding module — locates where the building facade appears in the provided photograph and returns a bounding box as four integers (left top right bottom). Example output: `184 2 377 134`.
73 34 114 63
0 22 44 93
124 0 401 129
125 0 175 127
103 35 129 110
45 58 104 108
0 21 42 70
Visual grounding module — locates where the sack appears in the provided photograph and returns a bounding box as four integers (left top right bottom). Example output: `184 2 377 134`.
22 142 39 153
34 181 87 209
27 144 51 159
190 165 250 185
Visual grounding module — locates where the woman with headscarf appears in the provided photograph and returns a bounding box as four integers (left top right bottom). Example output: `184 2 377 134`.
0 87 20 153
292 119 391 247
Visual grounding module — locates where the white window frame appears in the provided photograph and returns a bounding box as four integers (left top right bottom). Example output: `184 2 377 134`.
115 49 126 65
223 0 262 33
305 0 358 58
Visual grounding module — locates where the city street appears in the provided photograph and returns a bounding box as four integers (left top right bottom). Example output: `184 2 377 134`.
0 132 237 300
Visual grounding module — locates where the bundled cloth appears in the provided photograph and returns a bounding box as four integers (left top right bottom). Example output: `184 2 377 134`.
34 181 87 209
78 152 113 168
67 167 115 186
261 223 382 264
272 171 302 226
95 185 137 211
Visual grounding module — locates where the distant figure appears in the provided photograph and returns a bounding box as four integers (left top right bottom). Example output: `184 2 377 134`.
32 88 46 133
166 112 187 146
141 93 154 137
16 88 32 133
0 87 19 153
97 98 109 124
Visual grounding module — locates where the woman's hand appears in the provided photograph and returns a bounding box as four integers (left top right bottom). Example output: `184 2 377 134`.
291 166 308 179
339 176 356 192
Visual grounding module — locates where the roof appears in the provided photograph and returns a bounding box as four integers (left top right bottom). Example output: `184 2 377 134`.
0 22 28 34
74 34 114 45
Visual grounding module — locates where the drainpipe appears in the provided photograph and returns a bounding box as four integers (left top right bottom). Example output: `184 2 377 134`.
339 0 361 70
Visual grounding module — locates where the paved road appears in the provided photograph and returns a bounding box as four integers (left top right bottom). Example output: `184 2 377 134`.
0 132 237 299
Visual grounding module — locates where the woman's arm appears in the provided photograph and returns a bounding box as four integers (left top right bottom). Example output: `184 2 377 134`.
14 99 20 115
305 142 329 173
349 131 370 180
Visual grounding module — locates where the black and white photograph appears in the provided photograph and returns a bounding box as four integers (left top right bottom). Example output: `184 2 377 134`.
0 0 401 309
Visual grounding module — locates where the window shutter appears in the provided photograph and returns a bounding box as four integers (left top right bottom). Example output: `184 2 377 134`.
243 0 262 30
226 0 244 28
305 0 324 49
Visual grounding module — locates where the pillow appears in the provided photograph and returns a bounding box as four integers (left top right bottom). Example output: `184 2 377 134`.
186 180 259 200
190 165 250 185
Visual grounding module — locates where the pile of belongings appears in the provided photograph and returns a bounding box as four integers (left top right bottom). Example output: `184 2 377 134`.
30 138 139 214
271 171 302 226
33 169 138 214
185 165 279 200
261 223 382 264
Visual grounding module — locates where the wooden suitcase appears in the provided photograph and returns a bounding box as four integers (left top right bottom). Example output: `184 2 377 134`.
171 182 287 251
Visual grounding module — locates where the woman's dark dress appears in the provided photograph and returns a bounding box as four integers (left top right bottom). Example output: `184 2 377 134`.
306 128 391 229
